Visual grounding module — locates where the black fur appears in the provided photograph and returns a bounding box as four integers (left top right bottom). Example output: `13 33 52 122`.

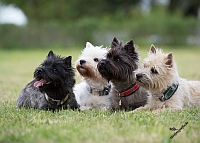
98 37 139 82
17 50 79 110
98 37 149 111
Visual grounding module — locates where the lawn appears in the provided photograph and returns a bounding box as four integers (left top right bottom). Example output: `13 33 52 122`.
0 45 200 143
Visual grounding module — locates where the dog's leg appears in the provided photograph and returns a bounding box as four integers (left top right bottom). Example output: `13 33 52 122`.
128 106 150 113
152 106 181 113
80 105 92 111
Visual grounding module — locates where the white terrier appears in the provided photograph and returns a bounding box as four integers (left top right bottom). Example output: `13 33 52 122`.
74 42 112 111
135 45 200 111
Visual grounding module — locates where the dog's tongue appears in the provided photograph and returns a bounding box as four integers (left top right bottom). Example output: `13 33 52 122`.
34 79 48 88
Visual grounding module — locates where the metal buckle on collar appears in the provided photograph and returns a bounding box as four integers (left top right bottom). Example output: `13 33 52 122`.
86 83 111 96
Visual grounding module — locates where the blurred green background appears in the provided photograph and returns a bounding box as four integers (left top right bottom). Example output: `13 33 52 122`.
0 0 200 49
0 2 200 142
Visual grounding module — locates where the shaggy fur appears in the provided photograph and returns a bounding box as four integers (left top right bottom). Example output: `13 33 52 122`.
135 45 200 110
17 51 79 110
98 37 149 111
74 42 112 111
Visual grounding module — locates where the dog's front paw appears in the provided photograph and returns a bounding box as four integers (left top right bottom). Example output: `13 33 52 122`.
100 106 109 111
128 106 149 113
80 106 91 111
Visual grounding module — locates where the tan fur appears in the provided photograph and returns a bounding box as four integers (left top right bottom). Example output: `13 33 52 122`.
135 45 200 111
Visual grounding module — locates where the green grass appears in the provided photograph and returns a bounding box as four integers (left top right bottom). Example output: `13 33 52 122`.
0 46 200 143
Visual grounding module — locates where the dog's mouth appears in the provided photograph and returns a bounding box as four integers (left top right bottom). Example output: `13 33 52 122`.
76 63 87 73
34 78 52 88
77 60 86 70
136 79 142 83
97 65 110 80
79 65 85 70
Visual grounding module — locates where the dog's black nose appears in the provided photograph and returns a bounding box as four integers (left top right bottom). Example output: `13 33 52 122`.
80 60 86 65
34 67 43 76
136 73 143 79
36 67 43 74
99 60 106 67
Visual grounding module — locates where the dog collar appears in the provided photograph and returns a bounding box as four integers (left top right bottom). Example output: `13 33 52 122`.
118 83 140 97
159 82 179 101
86 83 111 96
45 93 69 105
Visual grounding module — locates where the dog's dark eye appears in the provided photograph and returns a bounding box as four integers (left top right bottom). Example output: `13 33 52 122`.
151 68 158 74
93 58 98 62
53 68 57 72
114 57 120 62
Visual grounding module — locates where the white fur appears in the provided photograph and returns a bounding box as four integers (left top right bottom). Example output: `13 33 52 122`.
135 45 200 110
74 81 112 111
74 42 111 111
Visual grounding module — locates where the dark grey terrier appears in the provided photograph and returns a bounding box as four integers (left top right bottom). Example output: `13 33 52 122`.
98 37 149 111
17 51 79 110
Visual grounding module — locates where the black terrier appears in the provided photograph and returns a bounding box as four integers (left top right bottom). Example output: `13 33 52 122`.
17 51 79 110
98 37 149 111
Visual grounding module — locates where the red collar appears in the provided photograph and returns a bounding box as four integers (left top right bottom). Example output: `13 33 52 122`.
118 83 140 97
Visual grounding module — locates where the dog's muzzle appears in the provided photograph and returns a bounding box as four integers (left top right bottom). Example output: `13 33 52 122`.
136 73 143 80
35 67 43 76
80 60 86 66
97 59 107 70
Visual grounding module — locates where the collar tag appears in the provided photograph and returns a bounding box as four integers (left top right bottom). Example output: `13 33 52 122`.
160 82 179 101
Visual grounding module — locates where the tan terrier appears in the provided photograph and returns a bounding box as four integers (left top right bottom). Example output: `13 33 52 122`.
134 45 200 111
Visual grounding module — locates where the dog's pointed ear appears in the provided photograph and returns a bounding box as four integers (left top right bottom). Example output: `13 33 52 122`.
64 56 72 67
47 50 54 57
150 44 156 54
86 42 93 48
124 40 135 54
111 37 120 49
166 53 173 68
